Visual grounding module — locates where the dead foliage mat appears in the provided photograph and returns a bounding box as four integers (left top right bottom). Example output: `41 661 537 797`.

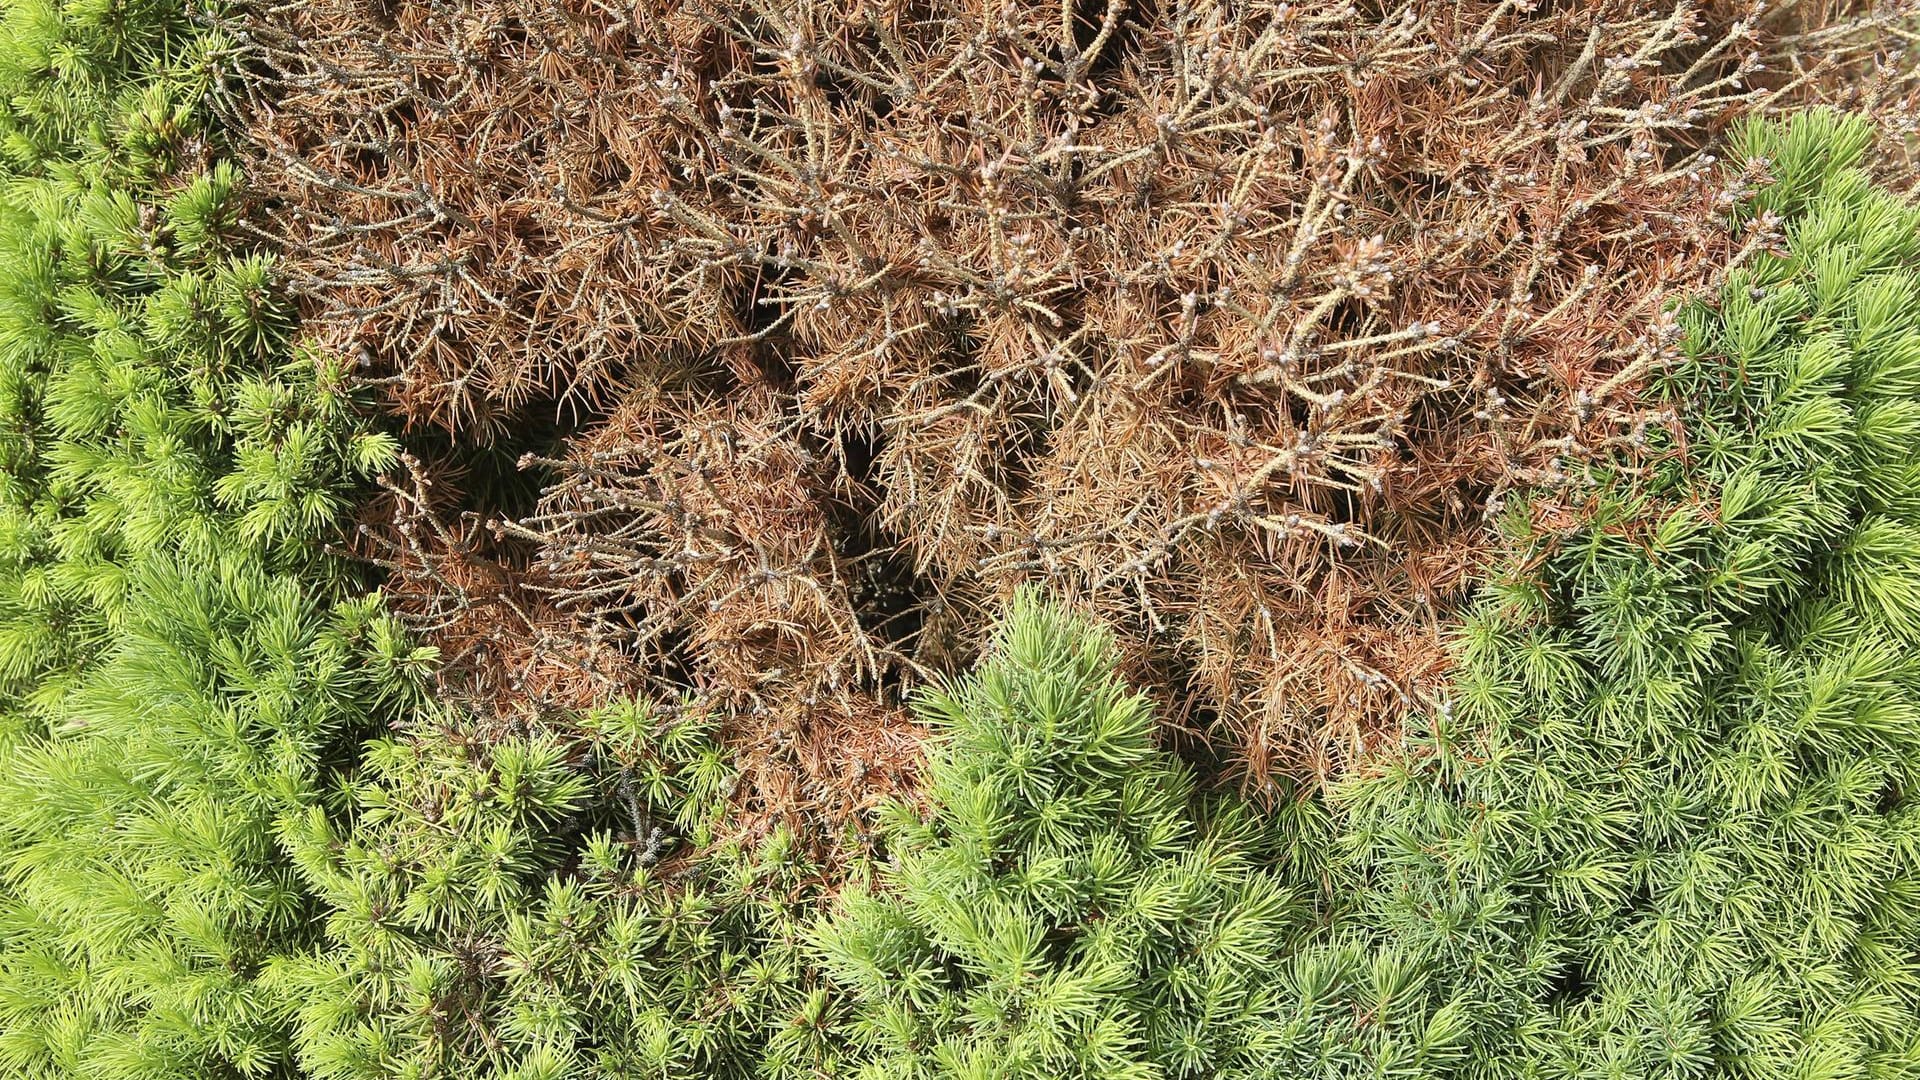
225 0 1919 852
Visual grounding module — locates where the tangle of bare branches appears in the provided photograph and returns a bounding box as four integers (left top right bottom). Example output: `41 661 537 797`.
227 0 1919 829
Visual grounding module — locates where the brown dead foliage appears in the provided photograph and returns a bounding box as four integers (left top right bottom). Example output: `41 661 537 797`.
230 0 1919 821
347 448 931 855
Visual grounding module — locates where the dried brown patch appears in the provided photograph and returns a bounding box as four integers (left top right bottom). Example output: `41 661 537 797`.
233 0 1919 824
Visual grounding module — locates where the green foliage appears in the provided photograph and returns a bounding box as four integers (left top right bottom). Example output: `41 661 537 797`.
1312 109 1920 1078
271 703 830 1080
810 593 1327 1079
0 565 424 1078
0 0 213 180
0 140 396 700
0 0 410 1076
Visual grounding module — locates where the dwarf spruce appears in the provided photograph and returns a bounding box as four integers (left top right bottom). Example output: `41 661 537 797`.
1300 109 1920 1078
795 110 1920 1079
0 0 416 1076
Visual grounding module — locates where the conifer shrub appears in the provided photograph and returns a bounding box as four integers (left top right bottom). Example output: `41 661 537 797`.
808 590 1333 1079
228 0 1920 799
270 702 832 1080
0 0 426 1075
251 590 1330 1080
266 699 867 1076
789 110 1920 1076
1300 106 1920 1077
